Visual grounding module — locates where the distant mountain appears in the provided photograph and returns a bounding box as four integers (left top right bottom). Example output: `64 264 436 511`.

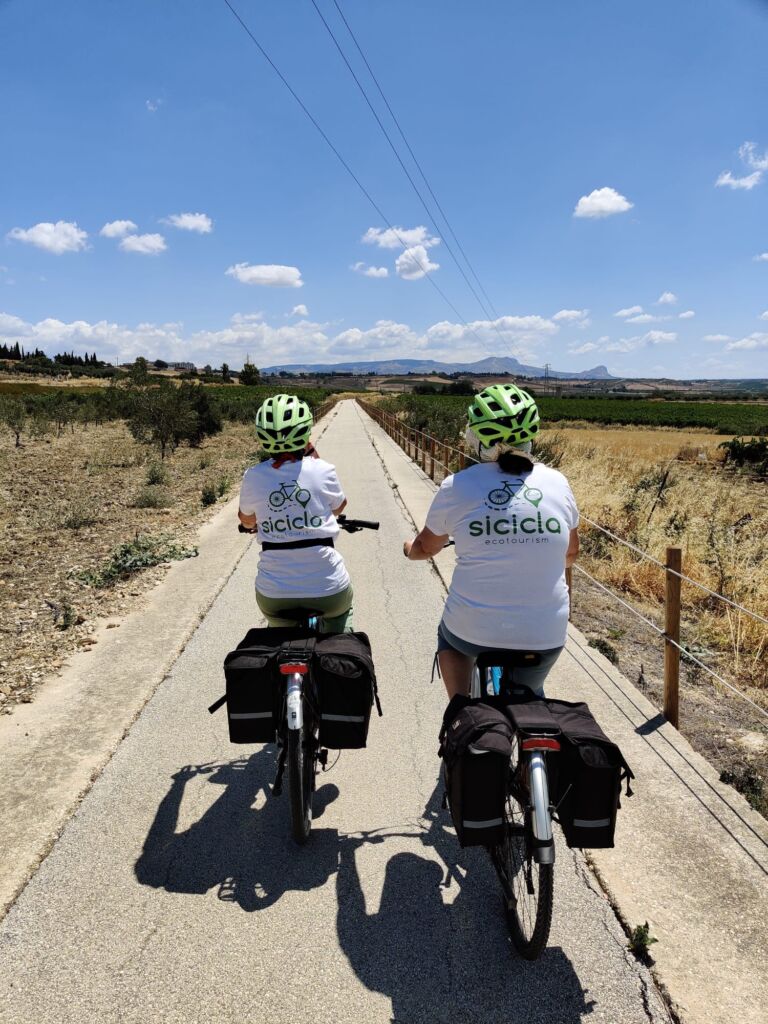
261 356 613 380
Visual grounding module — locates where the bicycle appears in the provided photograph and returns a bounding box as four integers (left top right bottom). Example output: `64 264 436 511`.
268 480 311 510
486 480 543 508
469 654 559 960
235 514 379 844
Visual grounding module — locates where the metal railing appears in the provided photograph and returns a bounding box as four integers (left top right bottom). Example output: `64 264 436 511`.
357 399 768 730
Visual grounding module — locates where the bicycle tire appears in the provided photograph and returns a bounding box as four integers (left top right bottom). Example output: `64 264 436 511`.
287 724 313 844
491 767 554 959
487 488 511 507
269 491 287 510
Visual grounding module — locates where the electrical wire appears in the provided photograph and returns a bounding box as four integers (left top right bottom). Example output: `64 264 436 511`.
311 0 501 333
330 0 500 320
220 0 486 345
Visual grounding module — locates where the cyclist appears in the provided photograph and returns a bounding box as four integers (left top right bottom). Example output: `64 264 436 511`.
403 384 579 698
238 393 353 633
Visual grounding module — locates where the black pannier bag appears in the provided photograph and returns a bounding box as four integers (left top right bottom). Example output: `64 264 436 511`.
440 699 514 847
223 627 312 744
313 632 380 749
545 699 634 849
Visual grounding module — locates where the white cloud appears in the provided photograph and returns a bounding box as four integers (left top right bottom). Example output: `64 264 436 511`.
425 315 558 352
290 304 308 317
614 305 643 318
567 341 599 355
226 263 303 288
146 98 162 113
656 291 677 305
395 245 439 280
100 220 137 238
362 225 440 250
605 330 677 353
625 313 671 324
703 334 732 342
162 212 213 234
573 187 633 219
678 310 695 319
553 308 590 324
119 233 167 255
760 311 768 321
330 320 421 355
715 170 762 190
7 220 88 254
740 142 768 171
754 253 768 262
716 142 768 191
726 332 768 351
351 261 389 278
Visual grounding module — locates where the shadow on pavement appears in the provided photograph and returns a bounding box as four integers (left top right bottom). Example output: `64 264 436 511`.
135 749 340 912
336 784 596 1024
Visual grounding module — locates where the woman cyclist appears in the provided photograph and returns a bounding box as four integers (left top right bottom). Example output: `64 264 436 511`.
238 393 353 633
404 384 579 698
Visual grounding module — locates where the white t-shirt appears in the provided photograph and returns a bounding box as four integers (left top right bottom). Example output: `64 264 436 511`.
425 462 579 650
239 456 350 599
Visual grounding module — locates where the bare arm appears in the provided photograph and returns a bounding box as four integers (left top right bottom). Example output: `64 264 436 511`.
333 498 348 516
238 509 257 530
403 525 450 561
566 527 579 568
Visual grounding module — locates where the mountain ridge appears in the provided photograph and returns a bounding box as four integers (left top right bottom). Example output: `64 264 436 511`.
261 356 613 379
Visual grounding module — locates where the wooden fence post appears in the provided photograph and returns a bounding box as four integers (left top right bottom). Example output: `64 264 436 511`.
420 433 427 472
664 546 682 729
459 448 466 470
429 437 435 480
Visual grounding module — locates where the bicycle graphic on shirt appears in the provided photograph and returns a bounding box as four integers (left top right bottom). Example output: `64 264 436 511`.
268 481 312 510
486 480 543 508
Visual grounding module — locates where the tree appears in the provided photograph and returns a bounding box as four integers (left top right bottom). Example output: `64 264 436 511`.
0 397 26 447
128 381 197 459
178 383 222 446
130 357 150 386
221 362 232 383
153 359 169 370
239 362 260 386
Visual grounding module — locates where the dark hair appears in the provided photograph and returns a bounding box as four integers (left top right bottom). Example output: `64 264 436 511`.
497 451 533 475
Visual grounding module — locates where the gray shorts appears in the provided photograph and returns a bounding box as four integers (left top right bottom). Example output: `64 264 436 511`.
437 619 563 697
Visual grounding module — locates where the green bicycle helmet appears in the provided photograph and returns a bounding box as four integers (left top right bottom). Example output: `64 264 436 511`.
467 383 540 448
255 393 313 454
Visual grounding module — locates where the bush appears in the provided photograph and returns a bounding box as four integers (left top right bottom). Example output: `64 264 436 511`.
133 486 172 509
146 461 169 486
587 637 619 665
78 534 197 587
201 483 217 506
62 499 98 530
216 475 230 497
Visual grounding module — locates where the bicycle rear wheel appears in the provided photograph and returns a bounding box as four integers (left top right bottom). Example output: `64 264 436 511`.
287 721 315 844
491 749 554 959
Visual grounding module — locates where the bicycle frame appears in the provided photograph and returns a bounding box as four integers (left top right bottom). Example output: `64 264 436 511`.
471 665 557 865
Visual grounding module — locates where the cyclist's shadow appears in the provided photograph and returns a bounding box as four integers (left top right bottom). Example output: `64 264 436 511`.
135 748 339 912
336 781 596 1024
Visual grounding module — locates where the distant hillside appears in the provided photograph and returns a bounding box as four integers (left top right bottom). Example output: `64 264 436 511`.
261 356 613 379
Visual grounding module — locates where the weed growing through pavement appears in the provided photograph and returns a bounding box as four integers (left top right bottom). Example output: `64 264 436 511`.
629 922 658 962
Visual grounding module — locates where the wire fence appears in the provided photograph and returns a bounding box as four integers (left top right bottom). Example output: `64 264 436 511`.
358 398 768 729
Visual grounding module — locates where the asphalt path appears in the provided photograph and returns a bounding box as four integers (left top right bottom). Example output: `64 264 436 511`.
0 401 668 1024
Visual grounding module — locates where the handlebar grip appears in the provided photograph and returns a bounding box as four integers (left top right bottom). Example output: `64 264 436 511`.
350 519 380 530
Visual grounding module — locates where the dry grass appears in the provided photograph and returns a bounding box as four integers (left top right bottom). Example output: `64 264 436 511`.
552 426 732 462
0 421 258 712
553 431 768 695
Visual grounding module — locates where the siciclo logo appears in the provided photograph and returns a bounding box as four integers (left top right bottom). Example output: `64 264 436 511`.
262 480 322 535
470 480 562 537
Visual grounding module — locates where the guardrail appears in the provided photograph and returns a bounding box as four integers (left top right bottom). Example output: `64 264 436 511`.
357 398 768 730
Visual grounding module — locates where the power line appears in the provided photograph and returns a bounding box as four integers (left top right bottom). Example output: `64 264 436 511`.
330 0 500 321
220 0 487 346
309 0 499 329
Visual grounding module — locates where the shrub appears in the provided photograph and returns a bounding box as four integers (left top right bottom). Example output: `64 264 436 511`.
62 499 98 530
217 475 230 497
133 486 172 509
78 534 197 587
587 637 619 665
146 461 169 486
201 483 217 506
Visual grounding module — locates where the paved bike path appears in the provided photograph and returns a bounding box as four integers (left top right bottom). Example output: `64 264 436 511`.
0 401 668 1024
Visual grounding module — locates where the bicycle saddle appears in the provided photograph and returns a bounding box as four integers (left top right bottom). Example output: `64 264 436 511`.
273 606 325 624
475 650 542 671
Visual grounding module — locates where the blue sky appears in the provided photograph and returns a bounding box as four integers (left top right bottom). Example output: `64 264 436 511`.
1 0 767 378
